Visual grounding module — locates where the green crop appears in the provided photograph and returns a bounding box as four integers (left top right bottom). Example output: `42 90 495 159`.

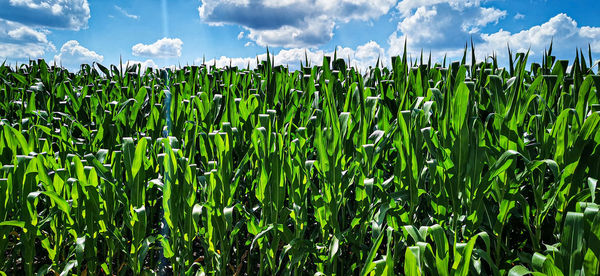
0 43 599 275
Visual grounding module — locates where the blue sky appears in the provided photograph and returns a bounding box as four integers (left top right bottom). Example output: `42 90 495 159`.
1 0 599 71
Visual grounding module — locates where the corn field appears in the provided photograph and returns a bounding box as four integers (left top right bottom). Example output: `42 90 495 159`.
1 44 600 275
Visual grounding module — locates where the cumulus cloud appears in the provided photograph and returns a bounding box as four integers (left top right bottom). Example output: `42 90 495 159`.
237 31 244 40
581 26 600 39
0 0 90 30
514 13 525 20
477 13 600 58
198 0 396 47
0 18 54 58
388 5 600 65
127 59 158 72
115 5 139 20
247 16 335 48
0 42 49 59
0 0 90 61
54 40 103 66
8 26 46 43
197 40 386 71
395 0 488 17
355 41 386 62
389 0 506 57
132 37 183 58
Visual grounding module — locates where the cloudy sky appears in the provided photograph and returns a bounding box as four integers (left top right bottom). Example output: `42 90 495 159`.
1 0 599 70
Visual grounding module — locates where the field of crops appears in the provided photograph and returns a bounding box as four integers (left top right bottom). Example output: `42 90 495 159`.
0 44 599 275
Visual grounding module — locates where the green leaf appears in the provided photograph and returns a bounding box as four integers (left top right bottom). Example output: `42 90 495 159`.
590 178 598 203
157 235 174 259
404 246 422 276
360 229 385 276
27 190 73 225
0 220 25 228
132 137 147 179
508 265 532 276
11 72 26 84
452 82 470 132
561 212 585 274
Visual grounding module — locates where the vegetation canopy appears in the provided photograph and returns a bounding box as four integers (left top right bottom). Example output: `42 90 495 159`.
0 44 599 275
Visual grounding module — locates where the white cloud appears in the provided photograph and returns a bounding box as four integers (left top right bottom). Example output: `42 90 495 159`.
388 10 600 66
389 1 506 52
269 48 323 66
237 31 244 40
54 40 103 66
387 1 600 66
0 0 90 61
7 25 47 43
396 0 482 17
0 18 54 58
246 16 335 48
355 41 385 61
202 56 257 69
244 41 254 47
581 26 600 39
388 0 511 62
514 13 525 20
477 13 600 58
132 38 183 58
0 0 90 30
470 7 506 32
127 59 158 72
198 0 396 47
114 5 139 20
0 42 49 59
197 40 386 71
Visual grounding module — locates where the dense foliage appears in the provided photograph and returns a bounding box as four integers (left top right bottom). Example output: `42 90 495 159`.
1 44 600 275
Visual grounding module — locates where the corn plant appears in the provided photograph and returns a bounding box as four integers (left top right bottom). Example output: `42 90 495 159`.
0 44 599 275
